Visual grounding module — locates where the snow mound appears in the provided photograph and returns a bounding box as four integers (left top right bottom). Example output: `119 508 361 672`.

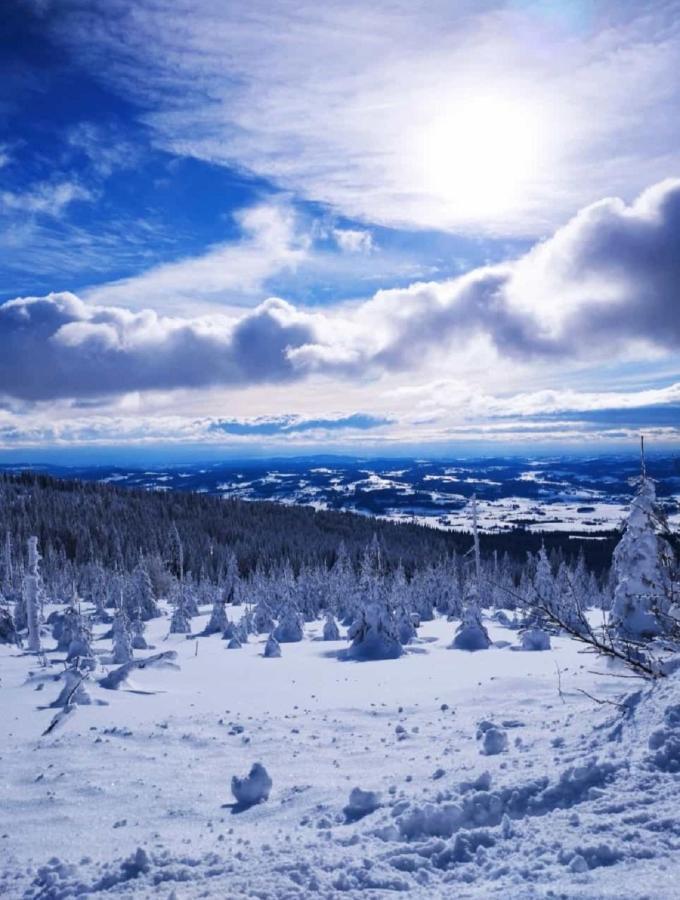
520 627 551 651
344 787 382 822
231 762 272 807
451 622 491 651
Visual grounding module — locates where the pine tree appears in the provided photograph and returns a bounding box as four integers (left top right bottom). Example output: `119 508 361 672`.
23 536 43 653
610 473 673 639
112 604 134 663
347 538 402 660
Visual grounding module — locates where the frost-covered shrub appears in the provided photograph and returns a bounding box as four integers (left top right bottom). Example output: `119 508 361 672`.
112 608 134 663
452 590 490 651
203 596 229 636
322 614 340 641
347 602 403 660
231 763 272 807
264 634 281 658
521 627 551 651
252 600 275 635
273 605 304 643
0 600 18 645
130 617 148 650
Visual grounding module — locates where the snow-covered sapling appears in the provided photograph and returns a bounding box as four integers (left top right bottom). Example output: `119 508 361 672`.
273 604 304 643
322 613 340 641
264 633 281 658
452 585 491 652
23 536 43 653
112 606 134 663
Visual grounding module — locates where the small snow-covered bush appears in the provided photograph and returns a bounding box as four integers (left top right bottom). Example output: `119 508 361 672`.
521 627 551 651
322 614 340 641
231 763 272 807
264 634 281 658
273 606 304 643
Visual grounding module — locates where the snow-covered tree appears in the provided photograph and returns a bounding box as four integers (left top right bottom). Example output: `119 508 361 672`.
130 616 148 650
23 536 43 653
322 613 340 641
264 633 282 658
169 581 192 634
610 475 673 639
452 580 491 651
273 601 304 643
203 593 229 636
347 538 402 660
112 606 134 663
0 592 18 645
64 595 94 664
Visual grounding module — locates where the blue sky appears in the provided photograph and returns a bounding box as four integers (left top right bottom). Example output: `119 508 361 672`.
1 0 679 459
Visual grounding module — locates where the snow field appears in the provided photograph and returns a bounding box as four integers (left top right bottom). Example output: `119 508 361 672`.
1 607 680 898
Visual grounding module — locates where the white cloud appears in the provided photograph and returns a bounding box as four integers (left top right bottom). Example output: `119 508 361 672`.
332 228 373 254
1 179 679 405
84 200 309 310
50 0 680 234
0 180 92 216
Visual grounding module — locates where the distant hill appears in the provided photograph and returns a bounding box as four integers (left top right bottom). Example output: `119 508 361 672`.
0 471 618 577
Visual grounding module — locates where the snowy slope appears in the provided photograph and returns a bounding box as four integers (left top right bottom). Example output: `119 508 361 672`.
2 608 680 899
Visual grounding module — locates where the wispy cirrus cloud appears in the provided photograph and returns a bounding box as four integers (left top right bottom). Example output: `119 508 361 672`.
84 200 310 310
44 0 680 235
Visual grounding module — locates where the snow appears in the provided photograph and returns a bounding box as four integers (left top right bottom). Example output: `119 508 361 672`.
2 607 680 898
231 763 273 808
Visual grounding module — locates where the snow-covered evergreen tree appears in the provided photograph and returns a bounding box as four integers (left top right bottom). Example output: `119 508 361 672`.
273 598 304 643
322 613 340 641
264 633 282 657
610 474 673 639
347 537 402 660
112 605 134 663
169 581 192 634
23 536 43 653
130 615 148 650
203 593 229 636
452 581 491 651
0 591 18 645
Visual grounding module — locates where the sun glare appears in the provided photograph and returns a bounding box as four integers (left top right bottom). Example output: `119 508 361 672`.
419 94 544 222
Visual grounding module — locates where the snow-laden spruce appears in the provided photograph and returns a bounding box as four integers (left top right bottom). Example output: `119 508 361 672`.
273 602 304 643
112 606 134 664
322 613 340 641
23 537 44 653
347 540 403 660
610 475 673 639
452 584 491 651
264 633 282 658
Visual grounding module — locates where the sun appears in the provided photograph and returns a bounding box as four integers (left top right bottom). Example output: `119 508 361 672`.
418 94 545 223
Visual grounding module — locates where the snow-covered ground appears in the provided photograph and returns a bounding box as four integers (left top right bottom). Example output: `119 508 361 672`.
2 609 680 899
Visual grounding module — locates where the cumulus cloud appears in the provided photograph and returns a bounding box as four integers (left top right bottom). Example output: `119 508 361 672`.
1 180 679 402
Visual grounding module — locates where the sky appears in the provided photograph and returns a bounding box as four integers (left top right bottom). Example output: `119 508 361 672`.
1 0 679 460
